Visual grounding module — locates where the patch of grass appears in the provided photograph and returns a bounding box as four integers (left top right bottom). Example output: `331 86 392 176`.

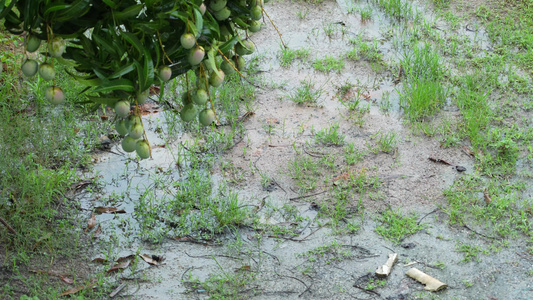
375 209 426 244
279 46 310 67
314 123 345 146
288 156 321 193
300 240 352 264
347 35 384 64
312 56 345 73
344 142 364 165
373 0 413 19
287 80 323 106
456 243 484 263
443 173 532 239
377 131 398 153
359 6 373 21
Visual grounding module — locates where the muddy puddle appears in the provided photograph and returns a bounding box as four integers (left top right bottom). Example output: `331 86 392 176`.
77 0 533 299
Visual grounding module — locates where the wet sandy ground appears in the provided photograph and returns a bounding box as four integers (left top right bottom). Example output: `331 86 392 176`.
79 0 533 299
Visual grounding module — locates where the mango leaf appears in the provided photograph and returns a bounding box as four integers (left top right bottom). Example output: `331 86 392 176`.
114 4 144 20
207 48 221 77
85 96 122 106
109 61 136 79
136 50 154 92
43 3 71 19
219 35 240 54
102 0 117 9
187 19 198 38
194 7 203 35
92 32 117 57
54 0 91 22
55 56 79 67
92 79 135 93
120 31 144 55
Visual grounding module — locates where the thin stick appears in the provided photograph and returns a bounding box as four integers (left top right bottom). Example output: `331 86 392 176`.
0 216 17 235
261 6 286 48
289 190 327 201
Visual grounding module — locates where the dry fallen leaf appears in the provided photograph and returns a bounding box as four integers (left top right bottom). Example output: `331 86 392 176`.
85 214 97 232
140 254 160 266
234 265 251 272
92 224 101 239
116 254 135 263
94 206 126 214
92 257 107 264
59 279 96 297
107 260 131 274
60 275 74 284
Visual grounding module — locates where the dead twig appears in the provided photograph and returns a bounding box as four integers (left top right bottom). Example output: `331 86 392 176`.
0 216 17 235
417 207 440 225
183 251 242 261
463 224 497 240
109 283 126 298
290 190 327 201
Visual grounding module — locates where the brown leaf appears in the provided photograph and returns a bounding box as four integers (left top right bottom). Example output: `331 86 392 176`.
92 224 101 240
60 276 74 284
59 279 96 297
483 189 492 205
92 258 108 264
116 254 135 263
107 260 131 274
140 254 160 266
85 214 97 232
94 206 126 214
234 265 251 272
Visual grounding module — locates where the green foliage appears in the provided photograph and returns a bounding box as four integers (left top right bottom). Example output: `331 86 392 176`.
0 0 263 157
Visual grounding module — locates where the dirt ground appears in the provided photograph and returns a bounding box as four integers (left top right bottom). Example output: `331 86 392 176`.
20 0 532 299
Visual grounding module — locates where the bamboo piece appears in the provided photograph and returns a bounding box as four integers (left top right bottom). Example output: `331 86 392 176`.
376 253 398 277
406 268 447 291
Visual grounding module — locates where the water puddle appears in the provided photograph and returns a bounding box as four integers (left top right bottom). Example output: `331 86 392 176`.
76 1 533 299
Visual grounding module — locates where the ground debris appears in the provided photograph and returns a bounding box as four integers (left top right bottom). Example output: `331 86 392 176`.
405 268 447 291
376 253 398 277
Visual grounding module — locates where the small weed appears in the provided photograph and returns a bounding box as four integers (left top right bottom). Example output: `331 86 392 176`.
314 123 345 146
344 142 364 165
287 80 323 106
366 278 387 290
377 131 398 153
463 280 473 288
297 9 309 19
313 56 345 73
347 36 384 64
359 6 373 20
375 209 426 244
457 243 483 263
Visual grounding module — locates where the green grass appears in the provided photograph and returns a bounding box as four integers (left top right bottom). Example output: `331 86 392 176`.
347 36 384 64
314 123 345 146
279 46 310 67
287 80 323 106
375 209 426 244
0 32 111 298
312 56 345 73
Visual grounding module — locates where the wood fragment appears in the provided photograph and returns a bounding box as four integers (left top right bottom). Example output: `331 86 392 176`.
109 283 126 298
428 157 453 166
0 216 17 235
483 189 492 205
406 268 447 291
376 253 398 277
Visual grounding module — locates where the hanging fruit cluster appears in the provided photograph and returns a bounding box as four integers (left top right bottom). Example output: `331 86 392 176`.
0 0 267 159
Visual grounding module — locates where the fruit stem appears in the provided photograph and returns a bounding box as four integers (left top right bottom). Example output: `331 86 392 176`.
200 64 221 125
261 6 286 48
156 31 172 65
134 105 152 159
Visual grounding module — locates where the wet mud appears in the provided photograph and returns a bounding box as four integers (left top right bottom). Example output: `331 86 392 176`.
78 0 533 299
